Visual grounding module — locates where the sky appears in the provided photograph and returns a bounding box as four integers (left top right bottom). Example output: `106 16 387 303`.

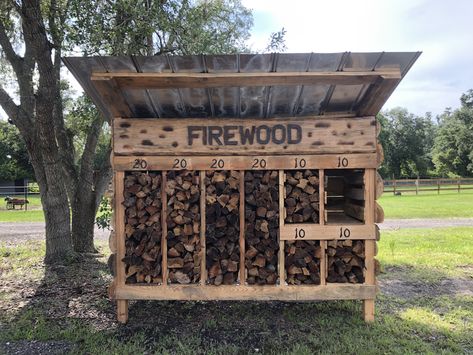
241 0 473 116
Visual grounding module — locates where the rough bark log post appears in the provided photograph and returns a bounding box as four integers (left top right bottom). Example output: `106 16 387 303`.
284 170 320 223
205 170 240 285
285 240 321 285
244 170 279 285
122 172 163 284
326 240 365 283
166 170 201 284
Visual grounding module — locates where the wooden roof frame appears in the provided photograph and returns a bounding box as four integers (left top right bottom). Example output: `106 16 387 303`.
91 69 401 89
89 69 401 118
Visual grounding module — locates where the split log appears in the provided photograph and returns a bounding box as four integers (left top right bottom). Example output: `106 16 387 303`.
375 202 384 223
284 170 320 223
122 172 163 284
285 240 321 285
205 170 240 285
326 240 365 283
244 170 279 285
376 171 384 200
166 170 201 284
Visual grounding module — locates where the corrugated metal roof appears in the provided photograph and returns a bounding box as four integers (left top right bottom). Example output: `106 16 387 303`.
63 52 420 120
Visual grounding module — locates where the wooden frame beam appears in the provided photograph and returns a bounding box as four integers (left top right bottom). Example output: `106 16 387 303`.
91 70 401 89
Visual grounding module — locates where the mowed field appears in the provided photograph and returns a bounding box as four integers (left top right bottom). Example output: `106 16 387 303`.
1 190 473 222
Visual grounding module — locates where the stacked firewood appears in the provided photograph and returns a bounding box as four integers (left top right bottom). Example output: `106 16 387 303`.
122 172 163 284
244 171 279 285
205 171 240 285
284 170 319 223
326 240 365 283
285 240 321 285
166 170 201 284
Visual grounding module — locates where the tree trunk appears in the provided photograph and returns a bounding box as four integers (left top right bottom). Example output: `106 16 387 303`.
71 185 98 253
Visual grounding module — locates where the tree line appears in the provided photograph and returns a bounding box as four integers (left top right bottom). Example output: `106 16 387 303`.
378 89 473 179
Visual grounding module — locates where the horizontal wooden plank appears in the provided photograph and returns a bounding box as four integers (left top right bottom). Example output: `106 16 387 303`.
92 70 401 89
113 153 378 171
280 224 376 240
113 116 377 156
114 284 376 301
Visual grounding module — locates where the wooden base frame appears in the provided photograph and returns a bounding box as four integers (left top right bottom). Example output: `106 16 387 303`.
113 166 379 324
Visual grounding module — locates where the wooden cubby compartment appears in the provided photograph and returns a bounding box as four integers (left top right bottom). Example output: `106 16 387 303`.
244 171 279 285
326 239 365 283
123 171 163 284
325 169 365 225
284 170 320 224
205 170 241 285
166 170 202 284
285 240 322 285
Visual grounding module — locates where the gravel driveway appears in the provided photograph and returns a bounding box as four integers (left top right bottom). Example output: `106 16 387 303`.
1 218 472 242
0 222 109 242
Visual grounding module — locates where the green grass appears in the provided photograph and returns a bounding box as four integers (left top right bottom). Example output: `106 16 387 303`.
379 190 473 219
0 228 472 354
0 194 44 222
378 227 473 281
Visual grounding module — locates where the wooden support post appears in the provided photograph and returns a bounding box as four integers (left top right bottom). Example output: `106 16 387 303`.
393 179 396 196
278 170 286 286
115 171 129 324
200 171 207 285
415 178 419 195
117 299 129 324
437 179 440 195
458 178 461 193
239 170 245 284
161 171 168 286
363 168 376 323
319 169 327 285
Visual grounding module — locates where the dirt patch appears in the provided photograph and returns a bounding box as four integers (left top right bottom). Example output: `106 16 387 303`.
0 340 75 355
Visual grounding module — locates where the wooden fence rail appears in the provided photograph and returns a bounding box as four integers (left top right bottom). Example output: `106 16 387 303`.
383 178 473 195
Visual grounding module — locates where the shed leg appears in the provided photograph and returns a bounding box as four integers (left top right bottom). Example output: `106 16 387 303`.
363 299 375 322
117 299 129 324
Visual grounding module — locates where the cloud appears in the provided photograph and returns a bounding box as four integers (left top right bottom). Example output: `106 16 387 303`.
243 0 473 116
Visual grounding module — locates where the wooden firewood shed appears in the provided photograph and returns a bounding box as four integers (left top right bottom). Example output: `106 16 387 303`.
64 52 420 323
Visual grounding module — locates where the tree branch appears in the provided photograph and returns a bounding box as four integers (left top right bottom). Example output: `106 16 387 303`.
0 20 23 76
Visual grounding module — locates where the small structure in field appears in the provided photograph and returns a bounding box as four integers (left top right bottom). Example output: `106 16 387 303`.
64 51 420 323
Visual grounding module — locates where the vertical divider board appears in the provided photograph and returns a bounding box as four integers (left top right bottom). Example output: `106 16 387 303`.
161 171 168 286
319 169 327 285
114 171 128 323
200 170 207 285
363 168 376 322
239 171 245 285
278 170 285 286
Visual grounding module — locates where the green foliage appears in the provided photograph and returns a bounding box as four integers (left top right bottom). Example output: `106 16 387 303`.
0 120 34 181
378 108 436 178
66 0 253 56
432 90 473 177
65 95 110 169
265 27 287 52
95 197 112 230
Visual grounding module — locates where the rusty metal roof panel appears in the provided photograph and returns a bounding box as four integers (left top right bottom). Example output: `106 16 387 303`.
63 52 421 120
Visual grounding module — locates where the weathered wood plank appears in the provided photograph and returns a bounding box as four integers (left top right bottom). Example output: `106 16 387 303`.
113 154 378 171
113 117 377 156
363 169 376 322
280 225 377 240
92 70 401 89
115 284 376 301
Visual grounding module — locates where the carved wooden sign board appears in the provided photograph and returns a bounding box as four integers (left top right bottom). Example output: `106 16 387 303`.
113 116 377 156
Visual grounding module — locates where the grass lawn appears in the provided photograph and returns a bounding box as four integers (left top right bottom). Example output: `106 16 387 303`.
379 190 473 219
0 194 44 222
0 227 472 354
